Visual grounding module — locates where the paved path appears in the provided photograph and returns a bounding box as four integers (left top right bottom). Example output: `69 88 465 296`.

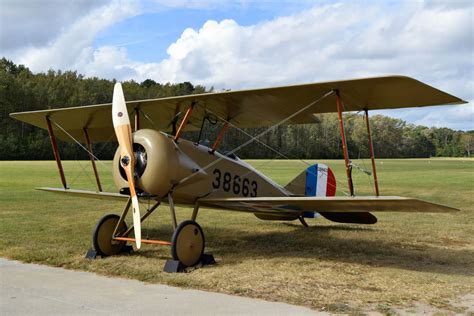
0 258 321 315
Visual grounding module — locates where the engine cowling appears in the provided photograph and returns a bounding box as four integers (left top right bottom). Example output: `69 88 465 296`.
112 129 198 197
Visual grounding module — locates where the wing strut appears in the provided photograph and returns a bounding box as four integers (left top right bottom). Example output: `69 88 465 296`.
46 117 68 189
83 128 102 192
335 90 354 196
364 109 380 196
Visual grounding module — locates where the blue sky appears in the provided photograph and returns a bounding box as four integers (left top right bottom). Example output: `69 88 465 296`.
1 0 472 130
94 1 318 62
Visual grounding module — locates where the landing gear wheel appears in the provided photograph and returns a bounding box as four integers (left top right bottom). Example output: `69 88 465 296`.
171 220 205 267
93 214 127 256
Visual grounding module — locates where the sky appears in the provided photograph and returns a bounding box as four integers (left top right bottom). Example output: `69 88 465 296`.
1 0 473 130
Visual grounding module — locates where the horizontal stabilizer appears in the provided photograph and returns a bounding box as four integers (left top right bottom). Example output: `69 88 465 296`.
200 196 459 214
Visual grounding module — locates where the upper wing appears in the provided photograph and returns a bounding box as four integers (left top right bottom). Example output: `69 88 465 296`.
10 75 466 143
199 196 460 214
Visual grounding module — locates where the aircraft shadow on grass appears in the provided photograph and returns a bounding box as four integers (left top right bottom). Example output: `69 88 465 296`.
138 224 473 277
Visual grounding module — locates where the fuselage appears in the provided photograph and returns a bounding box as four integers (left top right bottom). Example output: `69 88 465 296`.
112 129 290 205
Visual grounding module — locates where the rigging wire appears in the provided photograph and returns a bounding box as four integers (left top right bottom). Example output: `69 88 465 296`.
86 133 118 192
45 89 371 197
140 108 158 130
71 159 96 189
175 90 339 191
49 119 118 191
203 108 345 196
201 101 365 196
51 121 102 162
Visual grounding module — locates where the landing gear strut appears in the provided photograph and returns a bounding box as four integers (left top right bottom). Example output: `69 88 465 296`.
164 196 214 272
86 196 214 271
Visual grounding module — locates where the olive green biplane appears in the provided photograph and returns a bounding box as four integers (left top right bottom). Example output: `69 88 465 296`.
10 76 465 268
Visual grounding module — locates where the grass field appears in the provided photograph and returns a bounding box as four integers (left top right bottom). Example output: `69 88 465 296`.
0 158 473 313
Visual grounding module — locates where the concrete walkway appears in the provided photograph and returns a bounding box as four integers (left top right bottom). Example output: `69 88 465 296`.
0 258 321 315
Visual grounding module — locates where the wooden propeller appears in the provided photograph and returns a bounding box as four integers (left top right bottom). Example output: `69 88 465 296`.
112 83 141 249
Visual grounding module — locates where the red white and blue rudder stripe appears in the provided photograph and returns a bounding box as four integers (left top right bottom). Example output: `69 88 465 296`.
303 163 336 218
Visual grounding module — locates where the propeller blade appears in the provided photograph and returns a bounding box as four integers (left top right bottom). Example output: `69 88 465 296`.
112 83 141 249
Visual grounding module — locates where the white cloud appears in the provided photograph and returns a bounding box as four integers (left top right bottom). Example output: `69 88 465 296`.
137 0 472 130
10 0 140 73
377 104 474 131
3 0 473 130
415 105 473 130
141 1 472 94
145 0 229 10
78 46 140 79
0 0 108 51
146 4 368 88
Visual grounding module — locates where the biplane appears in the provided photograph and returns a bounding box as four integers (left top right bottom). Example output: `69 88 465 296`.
10 75 465 268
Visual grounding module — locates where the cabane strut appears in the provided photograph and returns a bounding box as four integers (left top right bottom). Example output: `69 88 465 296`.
174 102 195 141
211 122 229 153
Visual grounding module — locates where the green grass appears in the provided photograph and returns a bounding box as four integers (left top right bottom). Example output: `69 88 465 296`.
0 158 473 313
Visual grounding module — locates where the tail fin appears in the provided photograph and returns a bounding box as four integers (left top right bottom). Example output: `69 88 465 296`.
285 164 377 224
284 164 336 197
255 164 336 222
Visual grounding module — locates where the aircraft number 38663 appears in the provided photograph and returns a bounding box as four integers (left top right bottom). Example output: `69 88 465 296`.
212 169 257 197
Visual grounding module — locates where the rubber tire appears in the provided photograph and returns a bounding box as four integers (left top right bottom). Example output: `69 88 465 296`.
93 214 127 257
171 220 205 267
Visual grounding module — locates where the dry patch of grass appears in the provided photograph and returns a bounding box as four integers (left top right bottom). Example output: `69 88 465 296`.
0 159 473 313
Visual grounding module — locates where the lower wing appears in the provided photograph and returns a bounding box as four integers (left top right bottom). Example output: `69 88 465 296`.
37 188 459 224
199 196 459 214
200 196 459 225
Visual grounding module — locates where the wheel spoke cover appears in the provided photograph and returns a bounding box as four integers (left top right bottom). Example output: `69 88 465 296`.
93 214 127 256
171 220 205 267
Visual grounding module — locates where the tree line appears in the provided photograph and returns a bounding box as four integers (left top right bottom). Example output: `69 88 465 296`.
0 58 472 161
